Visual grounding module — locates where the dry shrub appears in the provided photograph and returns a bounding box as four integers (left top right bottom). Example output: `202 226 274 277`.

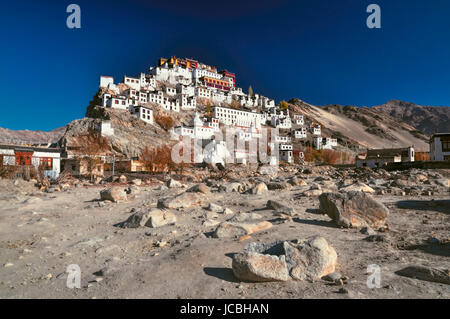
321 150 340 164
140 145 174 173
73 129 110 180
415 152 430 161
303 148 353 164
154 114 175 130
0 165 19 179
303 147 320 162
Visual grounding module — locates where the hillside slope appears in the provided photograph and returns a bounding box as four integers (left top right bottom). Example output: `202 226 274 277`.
288 99 429 152
371 100 450 135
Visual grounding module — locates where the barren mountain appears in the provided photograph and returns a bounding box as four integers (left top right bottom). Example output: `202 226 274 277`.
0 126 65 145
287 99 430 152
371 100 450 135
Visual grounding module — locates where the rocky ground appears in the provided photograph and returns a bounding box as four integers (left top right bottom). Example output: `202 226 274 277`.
0 166 449 299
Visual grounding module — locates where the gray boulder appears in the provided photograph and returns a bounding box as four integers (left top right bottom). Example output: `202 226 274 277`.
100 187 127 203
232 253 290 282
396 265 450 285
319 191 389 228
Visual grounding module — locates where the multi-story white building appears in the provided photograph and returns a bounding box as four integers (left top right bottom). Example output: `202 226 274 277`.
173 113 220 140
97 121 115 137
279 144 293 163
311 123 321 136
178 94 197 110
275 136 292 144
102 94 132 111
313 136 338 150
294 127 307 139
195 87 211 99
131 106 153 124
271 115 292 129
123 76 141 91
258 96 275 109
176 84 195 97
294 114 304 125
430 133 450 161
212 106 263 128
164 86 177 96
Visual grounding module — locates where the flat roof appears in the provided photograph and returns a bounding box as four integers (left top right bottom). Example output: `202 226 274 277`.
0 144 62 153
431 132 450 137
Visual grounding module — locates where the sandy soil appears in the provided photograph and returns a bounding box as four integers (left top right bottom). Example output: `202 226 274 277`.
0 174 449 299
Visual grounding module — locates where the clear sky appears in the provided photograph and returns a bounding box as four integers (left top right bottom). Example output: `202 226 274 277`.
0 0 449 130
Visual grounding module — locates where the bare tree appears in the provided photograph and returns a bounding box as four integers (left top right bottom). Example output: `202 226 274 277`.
73 129 110 181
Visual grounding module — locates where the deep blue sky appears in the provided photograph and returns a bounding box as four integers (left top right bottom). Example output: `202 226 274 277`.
1 0 449 130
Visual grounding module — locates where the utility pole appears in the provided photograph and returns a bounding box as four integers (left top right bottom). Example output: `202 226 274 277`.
112 154 116 180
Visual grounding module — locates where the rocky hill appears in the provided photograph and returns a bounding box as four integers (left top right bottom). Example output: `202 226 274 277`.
0 126 65 145
287 99 430 152
60 107 178 158
371 100 450 135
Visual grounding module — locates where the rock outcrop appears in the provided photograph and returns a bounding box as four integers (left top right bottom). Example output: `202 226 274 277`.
319 191 389 228
232 236 338 282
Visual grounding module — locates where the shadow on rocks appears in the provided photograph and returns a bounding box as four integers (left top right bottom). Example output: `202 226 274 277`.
293 218 337 229
203 267 240 283
396 200 450 215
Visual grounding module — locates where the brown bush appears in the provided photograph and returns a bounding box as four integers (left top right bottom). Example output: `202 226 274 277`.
321 150 340 164
303 148 353 164
73 130 110 181
154 114 175 130
0 165 19 179
303 147 320 162
415 152 430 161
140 145 174 173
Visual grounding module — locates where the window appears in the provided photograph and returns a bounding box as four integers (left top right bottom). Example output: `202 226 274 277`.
442 140 450 152
15 152 32 166
40 157 53 170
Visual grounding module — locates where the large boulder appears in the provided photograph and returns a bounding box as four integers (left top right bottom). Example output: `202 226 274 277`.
232 253 290 282
396 265 450 285
250 182 268 195
319 191 389 228
119 175 127 183
266 200 295 216
283 236 337 281
131 179 142 186
187 183 211 194
166 178 182 188
100 187 127 203
212 221 272 238
288 176 307 186
120 209 177 228
158 192 207 209
232 236 338 282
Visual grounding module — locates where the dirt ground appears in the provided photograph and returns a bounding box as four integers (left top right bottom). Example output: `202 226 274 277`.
0 173 449 299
